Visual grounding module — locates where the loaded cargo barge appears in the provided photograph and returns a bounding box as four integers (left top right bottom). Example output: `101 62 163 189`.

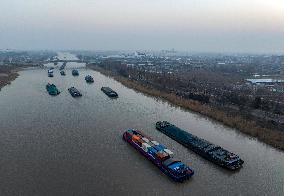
156 121 244 170
46 83 60 96
123 129 194 182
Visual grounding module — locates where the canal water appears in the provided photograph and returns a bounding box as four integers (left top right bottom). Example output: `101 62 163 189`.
0 54 283 196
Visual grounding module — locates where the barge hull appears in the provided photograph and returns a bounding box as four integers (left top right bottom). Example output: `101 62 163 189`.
156 122 244 170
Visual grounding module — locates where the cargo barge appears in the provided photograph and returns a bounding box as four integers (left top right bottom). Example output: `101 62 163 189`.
60 70 66 76
72 69 79 76
101 87 118 98
156 121 244 170
68 87 82 97
48 69 54 77
46 83 60 95
59 62 66 70
123 129 194 182
85 75 94 83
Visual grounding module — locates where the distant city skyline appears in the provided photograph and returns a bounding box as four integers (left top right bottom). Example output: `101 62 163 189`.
1 0 284 54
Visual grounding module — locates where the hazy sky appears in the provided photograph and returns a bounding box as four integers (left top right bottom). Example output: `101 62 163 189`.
1 0 284 53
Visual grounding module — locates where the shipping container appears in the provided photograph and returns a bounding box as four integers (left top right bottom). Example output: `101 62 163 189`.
123 129 194 182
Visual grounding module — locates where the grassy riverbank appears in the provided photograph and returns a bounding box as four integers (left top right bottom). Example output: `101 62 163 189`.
88 64 284 151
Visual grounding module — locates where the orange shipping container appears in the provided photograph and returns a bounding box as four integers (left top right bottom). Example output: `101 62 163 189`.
132 135 141 141
156 151 169 160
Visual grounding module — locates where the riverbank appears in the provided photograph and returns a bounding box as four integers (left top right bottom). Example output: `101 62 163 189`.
0 64 39 91
88 64 284 151
0 66 20 91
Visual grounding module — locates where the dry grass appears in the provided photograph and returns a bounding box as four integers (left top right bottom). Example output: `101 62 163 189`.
0 69 19 90
89 65 284 151
0 64 38 90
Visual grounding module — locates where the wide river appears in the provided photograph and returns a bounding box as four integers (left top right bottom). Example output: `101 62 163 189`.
0 53 283 196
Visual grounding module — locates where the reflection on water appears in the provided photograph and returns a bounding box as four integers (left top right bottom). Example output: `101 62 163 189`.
0 54 283 196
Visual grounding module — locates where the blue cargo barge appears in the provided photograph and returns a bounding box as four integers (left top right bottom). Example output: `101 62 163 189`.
123 129 194 182
156 121 244 170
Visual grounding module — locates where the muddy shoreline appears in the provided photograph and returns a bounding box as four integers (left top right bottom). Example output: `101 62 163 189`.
0 64 39 91
0 67 19 91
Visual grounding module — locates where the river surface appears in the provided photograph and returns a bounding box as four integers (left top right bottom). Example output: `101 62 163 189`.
0 53 283 196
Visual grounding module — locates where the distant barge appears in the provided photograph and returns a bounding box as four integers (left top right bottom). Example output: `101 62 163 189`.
101 87 118 98
60 70 66 76
85 75 94 83
156 121 244 170
59 62 66 70
123 129 194 182
48 69 54 77
46 83 60 95
72 69 79 76
68 87 82 97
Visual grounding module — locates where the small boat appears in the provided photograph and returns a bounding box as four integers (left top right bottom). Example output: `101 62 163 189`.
101 87 118 98
123 129 194 182
72 69 79 76
68 87 82 97
85 75 94 83
60 70 66 76
46 83 60 95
